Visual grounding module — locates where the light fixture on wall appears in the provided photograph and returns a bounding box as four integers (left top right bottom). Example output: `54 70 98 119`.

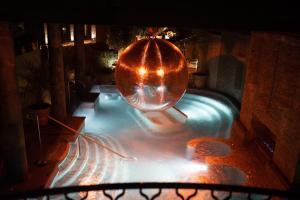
70 24 74 41
43 23 48 45
91 25 96 40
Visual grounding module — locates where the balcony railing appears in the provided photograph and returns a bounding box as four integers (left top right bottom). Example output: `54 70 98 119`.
0 182 298 200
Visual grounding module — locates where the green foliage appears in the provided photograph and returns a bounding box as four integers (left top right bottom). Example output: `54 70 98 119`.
15 49 49 107
96 50 118 74
106 26 147 50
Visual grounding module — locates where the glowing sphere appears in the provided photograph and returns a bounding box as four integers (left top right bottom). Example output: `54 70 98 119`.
115 38 188 111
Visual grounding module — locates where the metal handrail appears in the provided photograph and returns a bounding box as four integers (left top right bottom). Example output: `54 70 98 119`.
0 182 298 199
172 106 188 118
48 116 137 161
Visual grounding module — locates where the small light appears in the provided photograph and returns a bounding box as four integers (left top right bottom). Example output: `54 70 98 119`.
157 86 165 92
70 24 74 41
137 88 143 94
138 67 147 76
189 162 208 172
91 25 96 40
44 23 48 45
156 68 164 77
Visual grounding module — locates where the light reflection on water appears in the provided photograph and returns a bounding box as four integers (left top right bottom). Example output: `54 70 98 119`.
74 86 238 181
50 85 252 199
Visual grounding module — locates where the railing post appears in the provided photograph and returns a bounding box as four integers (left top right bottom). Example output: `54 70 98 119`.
36 115 42 148
77 136 81 158
35 115 47 166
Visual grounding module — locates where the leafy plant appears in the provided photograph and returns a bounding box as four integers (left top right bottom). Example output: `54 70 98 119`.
95 50 117 75
106 26 147 50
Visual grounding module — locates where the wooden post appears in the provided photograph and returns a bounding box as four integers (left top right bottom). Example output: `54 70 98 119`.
48 23 67 120
0 21 28 181
74 24 86 81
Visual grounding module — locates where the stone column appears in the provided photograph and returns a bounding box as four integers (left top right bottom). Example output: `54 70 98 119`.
74 24 86 81
96 25 108 45
41 23 49 95
0 21 28 181
48 24 67 120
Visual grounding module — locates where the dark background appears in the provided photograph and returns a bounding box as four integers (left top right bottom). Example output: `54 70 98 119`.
0 0 299 31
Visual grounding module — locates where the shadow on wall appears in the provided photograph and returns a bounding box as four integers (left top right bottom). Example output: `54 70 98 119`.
204 56 245 105
204 35 247 104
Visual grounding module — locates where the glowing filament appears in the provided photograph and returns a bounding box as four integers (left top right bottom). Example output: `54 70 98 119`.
138 67 147 76
157 68 164 77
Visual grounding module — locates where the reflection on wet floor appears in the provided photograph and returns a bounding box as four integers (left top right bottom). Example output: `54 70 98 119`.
50 85 285 199
193 164 247 185
197 141 231 157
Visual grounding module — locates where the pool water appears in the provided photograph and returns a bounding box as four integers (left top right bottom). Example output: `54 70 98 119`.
50 85 251 199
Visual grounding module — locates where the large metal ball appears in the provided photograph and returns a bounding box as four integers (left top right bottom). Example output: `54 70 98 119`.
115 38 188 111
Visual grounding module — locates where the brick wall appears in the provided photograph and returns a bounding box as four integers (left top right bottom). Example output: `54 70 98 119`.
240 32 300 186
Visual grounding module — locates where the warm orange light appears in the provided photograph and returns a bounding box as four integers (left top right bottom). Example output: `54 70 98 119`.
156 68 164 77
138 67 147 76
115 38 188 111
91 25 96 40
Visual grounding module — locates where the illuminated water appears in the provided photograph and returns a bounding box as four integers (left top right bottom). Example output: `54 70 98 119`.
49 85 261 199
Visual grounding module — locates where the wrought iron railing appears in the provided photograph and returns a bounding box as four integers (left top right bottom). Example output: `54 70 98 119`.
0 182 298 200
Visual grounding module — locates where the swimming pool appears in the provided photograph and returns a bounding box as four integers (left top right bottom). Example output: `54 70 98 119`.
50 85 244 199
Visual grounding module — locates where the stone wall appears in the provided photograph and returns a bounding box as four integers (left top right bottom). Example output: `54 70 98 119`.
216 32 249 102
205 35 222 90
177 32 249 103
240 32 300 186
